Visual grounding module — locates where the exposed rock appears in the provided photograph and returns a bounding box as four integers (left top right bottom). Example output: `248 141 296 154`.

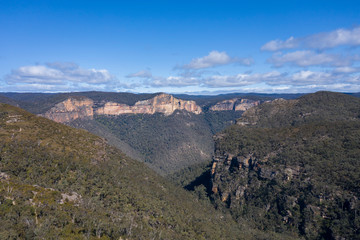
60 192 82 205
0 172 10 180
95 102 133 115
5 114 23 123
42 93 202 123
41 97 94 123
211 162 217 175
210 98 260 111
96 93 202 116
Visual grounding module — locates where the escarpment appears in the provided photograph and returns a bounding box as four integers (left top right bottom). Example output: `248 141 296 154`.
95 93 202 116
42 93 202 123
40 93 269 123
40 97 94 123
210 98 260 111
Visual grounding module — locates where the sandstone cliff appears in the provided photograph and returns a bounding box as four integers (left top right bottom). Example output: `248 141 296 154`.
42 93 202 123
210 98 260 111
95 93 202 116
41 97 94 123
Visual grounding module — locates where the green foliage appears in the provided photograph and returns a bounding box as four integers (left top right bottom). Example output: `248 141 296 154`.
241 91 360 128
167 161 211 187
1 91 301 176
204 111 244 134
94 111 214 175
0 103 255 239
212 92 360 239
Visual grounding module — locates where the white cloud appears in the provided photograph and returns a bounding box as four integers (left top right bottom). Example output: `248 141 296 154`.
290 70 333 84
333 66 360 73
182 51 252 69
126 70 152 78
261 36 298 51
262 26 360 51
140 67 360 92
4 62 116 91
268 50 352 67
204 71 282 88
306 27 360 49
150 76 199 87
7 65 64 84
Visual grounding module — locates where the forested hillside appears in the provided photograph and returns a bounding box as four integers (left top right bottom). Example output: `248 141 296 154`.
211 92 360 239
0 92 264 175
0 103 257 239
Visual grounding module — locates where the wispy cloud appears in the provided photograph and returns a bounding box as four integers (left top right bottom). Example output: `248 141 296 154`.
262 26 360 51
6 62 114 85
180 51 253 69
287 70 333 86
306 27 360 49
268 50 353 67
333 66 360 73
126 70 152 78
134 65 360 94
261 36 298 51
148 76 199 87
203 71 283 88
4 62 117 92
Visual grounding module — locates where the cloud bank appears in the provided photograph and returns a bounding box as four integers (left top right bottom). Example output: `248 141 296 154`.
262 26 360 51
268 50 354 67
126 70 152 78
4 62 117 91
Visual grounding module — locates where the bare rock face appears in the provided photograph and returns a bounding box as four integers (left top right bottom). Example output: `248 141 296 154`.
95 93 202 116
95 102 133 115
41 97 94 123
43 93 202 123
210 98 260 111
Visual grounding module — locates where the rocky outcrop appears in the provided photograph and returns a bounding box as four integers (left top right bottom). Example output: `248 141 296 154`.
211 143 359 239
42 93 202 123
96 93 202 116
41 97 94 123
210 98 260 111
210 92 360 239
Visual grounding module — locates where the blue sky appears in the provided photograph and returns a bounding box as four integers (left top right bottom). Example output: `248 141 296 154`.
1 0 360 94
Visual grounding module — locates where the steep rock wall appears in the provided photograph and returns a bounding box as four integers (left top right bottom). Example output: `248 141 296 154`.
96 93 202 116
42 93 202 123
41 97 94 123
210 98 260 111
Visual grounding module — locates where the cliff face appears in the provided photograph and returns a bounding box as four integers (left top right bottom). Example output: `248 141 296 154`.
42 93 202 123
210 98 260 111
96 93 202 116
41 97 94 123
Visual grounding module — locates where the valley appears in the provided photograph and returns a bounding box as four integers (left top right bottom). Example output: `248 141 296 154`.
2 2 360 239
0 91 359 239
2 92 268 175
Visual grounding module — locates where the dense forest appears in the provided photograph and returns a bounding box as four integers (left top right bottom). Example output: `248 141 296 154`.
0 91 359 239
0 103 295 239
211 92 360 239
